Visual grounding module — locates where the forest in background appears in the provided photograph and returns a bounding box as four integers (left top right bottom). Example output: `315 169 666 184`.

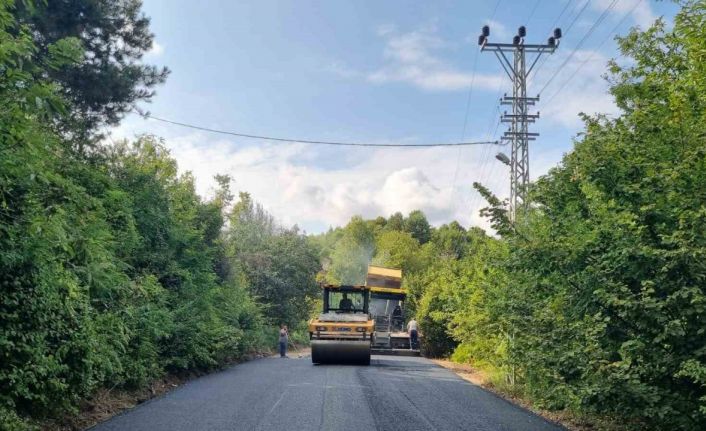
0 1 319 429
313 2 706 429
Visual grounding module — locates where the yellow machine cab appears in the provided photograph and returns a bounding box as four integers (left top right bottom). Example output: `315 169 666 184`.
308 284 374 365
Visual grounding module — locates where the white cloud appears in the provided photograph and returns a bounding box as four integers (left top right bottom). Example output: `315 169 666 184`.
332 24 503 92
108 124 514 233
270 144 478 228
110 110 588 234
536 49 619 128
368 66 503 92
484 19 509 40
374 168 455 220
146 41 164 57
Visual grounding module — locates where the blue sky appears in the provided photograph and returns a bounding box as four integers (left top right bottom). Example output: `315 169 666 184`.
113 0 678 233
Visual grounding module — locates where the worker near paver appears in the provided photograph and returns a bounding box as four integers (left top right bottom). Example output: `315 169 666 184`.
279 324 289 358
392 304 403 331
407 318 418 350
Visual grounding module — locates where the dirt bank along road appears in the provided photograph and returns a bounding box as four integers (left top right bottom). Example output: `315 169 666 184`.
90 354 564 431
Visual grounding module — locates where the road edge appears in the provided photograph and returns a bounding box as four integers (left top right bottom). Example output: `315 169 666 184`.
432 359 626 431
41 347 311 431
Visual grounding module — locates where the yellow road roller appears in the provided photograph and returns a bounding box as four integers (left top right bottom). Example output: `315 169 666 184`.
308 284 374 365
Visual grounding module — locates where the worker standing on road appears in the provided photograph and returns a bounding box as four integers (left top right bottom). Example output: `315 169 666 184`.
279 324 289 358
407 318 418 350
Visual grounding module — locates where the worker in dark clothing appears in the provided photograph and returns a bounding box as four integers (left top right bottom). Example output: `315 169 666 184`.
392 305 403 331
339 293 353 311
279 324 289 358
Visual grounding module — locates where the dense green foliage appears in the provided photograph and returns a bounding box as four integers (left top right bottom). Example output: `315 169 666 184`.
14 0 169 135
458 4 706 428
224 192 320 327
317 3 706 429
488 5 706 427
0 1 319 428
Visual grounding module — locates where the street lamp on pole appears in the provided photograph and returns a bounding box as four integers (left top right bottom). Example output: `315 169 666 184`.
495 152 511 166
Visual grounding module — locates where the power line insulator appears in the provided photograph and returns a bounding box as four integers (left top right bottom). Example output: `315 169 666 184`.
554 28 562 39
548 36 556 46
513 35 521 45
478 35 486 46
518 26 526 37
482 25 490 37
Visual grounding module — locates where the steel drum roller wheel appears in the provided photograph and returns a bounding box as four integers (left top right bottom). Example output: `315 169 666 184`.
311 340 371 365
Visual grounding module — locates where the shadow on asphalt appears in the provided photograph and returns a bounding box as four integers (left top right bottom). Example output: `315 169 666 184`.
309 355 436 369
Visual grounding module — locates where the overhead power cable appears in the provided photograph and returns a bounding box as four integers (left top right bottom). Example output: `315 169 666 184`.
551 0 574 31
526 0 542 24
537 0 618 96
529 0 586 83
450 48 480 209
135 112 500 148
459 50 480 143
545 0 643 104
490 0 502 21
563 0 592 37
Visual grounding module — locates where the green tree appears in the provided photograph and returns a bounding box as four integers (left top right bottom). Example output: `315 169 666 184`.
386 211 405 231
372 230 424 274
430 221 469 259
15 0 169 136
404 210 432 244
0 3 115 420
225 193 320 327
328 216 375 284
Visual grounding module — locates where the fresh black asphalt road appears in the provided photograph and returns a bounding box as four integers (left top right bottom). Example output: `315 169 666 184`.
91 354 564 431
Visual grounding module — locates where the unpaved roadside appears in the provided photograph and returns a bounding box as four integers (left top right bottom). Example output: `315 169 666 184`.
41 374 189 431
270 346 311 359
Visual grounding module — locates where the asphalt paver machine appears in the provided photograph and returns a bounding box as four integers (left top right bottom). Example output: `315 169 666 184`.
366 265 420 356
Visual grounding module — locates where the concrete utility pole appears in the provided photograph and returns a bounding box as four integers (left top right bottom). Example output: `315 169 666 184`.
478 25 562 221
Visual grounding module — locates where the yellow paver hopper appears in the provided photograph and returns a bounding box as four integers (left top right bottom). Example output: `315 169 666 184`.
367 265 420 355
308 284 374 365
